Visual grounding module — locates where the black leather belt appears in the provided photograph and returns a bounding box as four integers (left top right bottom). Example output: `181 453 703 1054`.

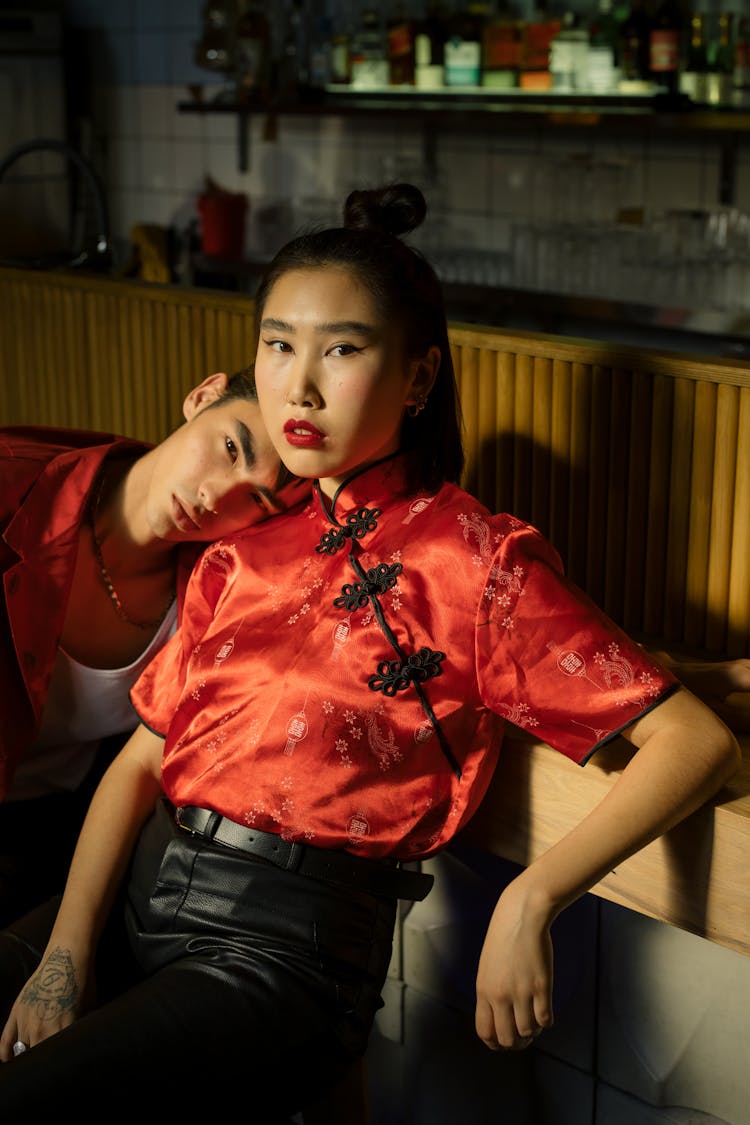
175 805 434 902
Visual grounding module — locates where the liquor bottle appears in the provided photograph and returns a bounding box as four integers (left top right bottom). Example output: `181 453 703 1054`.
234 0 270 100
618 0 651 89
593 0 630 90
707 12 734 106
482 7 523 90
330 26 351 85
444 3 487 87
519 7 562 91
276 0 308 103
414 1 446 89
308 15 333 91
549 11 589 92
387 4 416 86
589 0 619 57
648 0 684 98
680 12 708 103
350 8 389 89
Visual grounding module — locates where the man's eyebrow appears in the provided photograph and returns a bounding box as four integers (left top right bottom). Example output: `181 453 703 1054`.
236 419 280 508
236 419 256 469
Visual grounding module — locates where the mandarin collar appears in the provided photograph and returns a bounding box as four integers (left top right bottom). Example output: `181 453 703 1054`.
313 452 414 527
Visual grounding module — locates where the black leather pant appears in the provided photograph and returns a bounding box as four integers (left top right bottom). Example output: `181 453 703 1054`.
0 799 396 1119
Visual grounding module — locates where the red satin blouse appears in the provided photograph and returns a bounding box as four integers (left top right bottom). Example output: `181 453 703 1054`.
132 454 676 860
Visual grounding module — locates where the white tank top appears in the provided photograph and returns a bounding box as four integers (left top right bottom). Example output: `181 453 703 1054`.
9 603 178 801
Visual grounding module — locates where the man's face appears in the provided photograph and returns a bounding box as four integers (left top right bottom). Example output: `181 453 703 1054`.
143 394 300 542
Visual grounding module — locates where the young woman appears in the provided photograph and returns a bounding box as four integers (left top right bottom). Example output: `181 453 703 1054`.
0 186 739 1118
0 368 302 925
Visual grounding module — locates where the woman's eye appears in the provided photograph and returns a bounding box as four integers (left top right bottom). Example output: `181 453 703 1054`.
263 338 291 353
225 437 238 462
330 344 361 357
251 493 265 508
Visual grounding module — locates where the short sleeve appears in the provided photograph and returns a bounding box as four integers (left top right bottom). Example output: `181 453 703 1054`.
476 521 677 764
130 543 235 736
130 627 186 736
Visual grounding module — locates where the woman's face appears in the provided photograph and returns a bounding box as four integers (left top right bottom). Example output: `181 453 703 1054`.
254 266 434 497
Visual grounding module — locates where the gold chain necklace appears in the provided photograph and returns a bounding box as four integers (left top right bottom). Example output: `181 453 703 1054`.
90 469 175 631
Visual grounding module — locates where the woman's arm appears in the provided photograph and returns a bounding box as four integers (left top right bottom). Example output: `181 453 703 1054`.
0 723 164 1059
474 686 740 1051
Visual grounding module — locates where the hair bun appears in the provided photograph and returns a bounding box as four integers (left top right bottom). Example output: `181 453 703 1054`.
343 183 426 238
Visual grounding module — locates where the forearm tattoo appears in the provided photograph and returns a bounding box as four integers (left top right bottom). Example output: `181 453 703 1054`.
21 947 79 1022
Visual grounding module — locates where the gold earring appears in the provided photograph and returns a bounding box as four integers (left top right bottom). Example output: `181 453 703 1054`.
407 394 428 418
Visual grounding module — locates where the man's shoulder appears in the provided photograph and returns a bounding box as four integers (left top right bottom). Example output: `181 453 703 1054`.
0 427 151 528
0 426 151 477
0 425 126 461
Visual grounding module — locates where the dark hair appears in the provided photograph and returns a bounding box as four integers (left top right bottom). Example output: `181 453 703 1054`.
220 365 258 403
254 183 464 493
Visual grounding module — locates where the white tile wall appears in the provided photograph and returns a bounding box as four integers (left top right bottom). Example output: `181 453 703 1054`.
436 138 494 215
173 139 208 197
139 137 173 192
136 84 173 139
596 1082 730 1125
598 903 750 1125
644 153 714 215
103 83 141 139
82 81 750 301
107 136 142 191
490 148 539 220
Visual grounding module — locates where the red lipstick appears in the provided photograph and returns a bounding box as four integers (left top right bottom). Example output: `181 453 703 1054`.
284 418 325 448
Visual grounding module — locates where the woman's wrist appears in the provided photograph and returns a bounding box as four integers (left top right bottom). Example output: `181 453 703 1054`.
45 918 98 965
503 868 561 928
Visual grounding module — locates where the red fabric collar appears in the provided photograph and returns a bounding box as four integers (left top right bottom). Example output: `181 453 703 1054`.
312 453 420 527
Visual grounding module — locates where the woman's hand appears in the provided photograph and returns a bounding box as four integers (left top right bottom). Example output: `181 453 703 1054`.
0 723 164 1065
0 945 91 1061
475 687 738 1054
475 878 554 1051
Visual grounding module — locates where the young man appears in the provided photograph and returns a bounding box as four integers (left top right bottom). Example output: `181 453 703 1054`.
0 368 306 925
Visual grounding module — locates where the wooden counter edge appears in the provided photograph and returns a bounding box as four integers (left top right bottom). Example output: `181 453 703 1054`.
458 732 750 959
